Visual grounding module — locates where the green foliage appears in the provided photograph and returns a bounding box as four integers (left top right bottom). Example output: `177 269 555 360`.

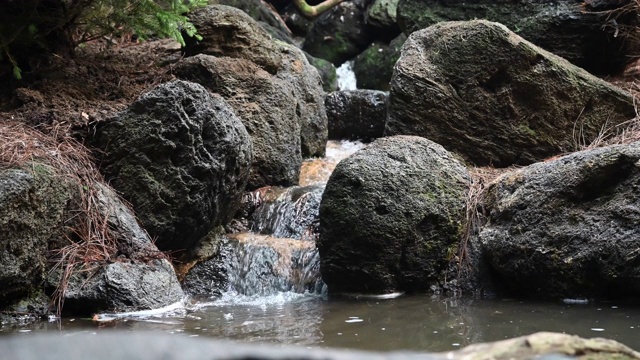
0 0 207 79
80 0 207 45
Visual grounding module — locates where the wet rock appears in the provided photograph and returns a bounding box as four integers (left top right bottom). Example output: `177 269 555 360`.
318 135 470 294
175 55 302 188
479 142 640 299
396 0 632 74
305 53 338 92
184 5 283 74
93 80 252 253
60 258 184 315
184 234 320 296
52 183 185 314
250 185 324 240
353 33 406 90
386 20 636 167
302 0 376 66
325 90 387 141
0 165 72 309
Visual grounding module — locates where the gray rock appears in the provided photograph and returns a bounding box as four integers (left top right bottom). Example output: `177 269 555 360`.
302 0 376 66
184 5 283 74
318 135 470 293
325 90 387 141
479 142 640 299
353 34 406 91
61 258 183 314
386 20 636 167
0 165 72 309
366 0 400 30
93 80 252 253
210 0 292 39
174 55 301 188
396 0 630 74
277 44 329 158
182 5 329 159
52 183 185 314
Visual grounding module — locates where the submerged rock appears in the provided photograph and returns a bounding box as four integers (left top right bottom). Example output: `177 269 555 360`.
396 0 631 74
386 20 636 167
479 142 640 299
318 136 470 294
325 90 387 141
93 80 252 254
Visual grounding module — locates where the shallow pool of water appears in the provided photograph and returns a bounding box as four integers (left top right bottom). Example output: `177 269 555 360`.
3 294 639 352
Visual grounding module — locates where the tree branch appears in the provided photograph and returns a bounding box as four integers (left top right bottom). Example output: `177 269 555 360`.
292 0 346 18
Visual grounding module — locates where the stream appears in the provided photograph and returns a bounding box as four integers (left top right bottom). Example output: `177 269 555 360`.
2 140 639 352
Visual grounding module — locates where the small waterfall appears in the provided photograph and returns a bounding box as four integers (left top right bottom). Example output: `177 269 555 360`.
213 140 365 298
250 185 323 240
337 61 357 90
221 233 321 296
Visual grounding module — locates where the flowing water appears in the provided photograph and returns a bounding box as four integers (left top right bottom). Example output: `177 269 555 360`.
2 140 640 353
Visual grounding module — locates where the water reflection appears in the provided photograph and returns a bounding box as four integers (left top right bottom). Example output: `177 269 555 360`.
3 295 640 352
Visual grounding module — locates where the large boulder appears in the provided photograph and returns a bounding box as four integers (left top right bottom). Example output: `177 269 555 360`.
386 20 636 167
318 136 470 294
0 165 73 310
93 80 252 253
174 55 302 188
184 5 283 74
479 142 640 299
183 5 328 159
209 0 291 39
325 90 387 141
396 0 632 74
302 0 376 66
353 33 406 91
277 44 328 158
366 0 401 37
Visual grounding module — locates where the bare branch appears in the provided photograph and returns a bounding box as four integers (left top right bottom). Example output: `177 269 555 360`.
292 0 346 18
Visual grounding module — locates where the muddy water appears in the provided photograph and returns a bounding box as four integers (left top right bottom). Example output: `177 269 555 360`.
3 295 640 352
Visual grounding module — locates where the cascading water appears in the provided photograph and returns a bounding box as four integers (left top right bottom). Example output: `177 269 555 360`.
210 140 365 299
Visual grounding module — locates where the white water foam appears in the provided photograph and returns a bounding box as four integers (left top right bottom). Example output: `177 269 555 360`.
337 61 357 90
193 290 319 309
92 298 187 322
